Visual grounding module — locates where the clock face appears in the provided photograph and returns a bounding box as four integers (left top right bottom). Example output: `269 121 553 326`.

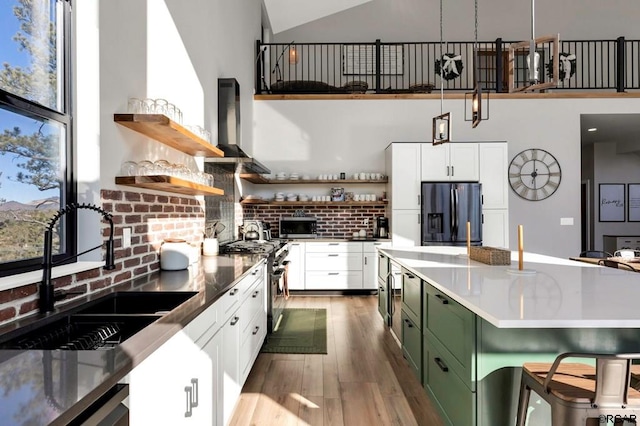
509 148 561 201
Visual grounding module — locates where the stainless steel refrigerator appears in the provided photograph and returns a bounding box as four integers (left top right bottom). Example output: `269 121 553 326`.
421 182 482 246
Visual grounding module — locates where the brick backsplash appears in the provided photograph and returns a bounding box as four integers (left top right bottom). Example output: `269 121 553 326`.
0 189 205 326
242 204 387 238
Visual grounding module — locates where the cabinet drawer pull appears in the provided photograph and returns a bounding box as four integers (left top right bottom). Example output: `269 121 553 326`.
328 254 339 257
230 316 240 326
404 319 413 328
379 286 385 292
328 272 340 276
291 243 300 246
328 243 340 246
252 290 260 298
252 326 260 335
435 294 449 304
252 269 259 275
404 272 415 279
435 357 449 372
379 254 384 259
229 288 238 296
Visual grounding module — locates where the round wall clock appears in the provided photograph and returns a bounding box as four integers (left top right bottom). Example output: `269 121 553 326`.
508 148 561 201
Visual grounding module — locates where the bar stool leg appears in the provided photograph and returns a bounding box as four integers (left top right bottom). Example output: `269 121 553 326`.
516 374 532 426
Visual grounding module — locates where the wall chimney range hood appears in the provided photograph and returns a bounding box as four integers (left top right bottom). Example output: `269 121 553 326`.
207 78 271 175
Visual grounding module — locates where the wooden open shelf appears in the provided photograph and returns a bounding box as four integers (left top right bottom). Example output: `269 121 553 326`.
115 175 224 196
114 114 224 157
240 199 387 206
239 176 388 184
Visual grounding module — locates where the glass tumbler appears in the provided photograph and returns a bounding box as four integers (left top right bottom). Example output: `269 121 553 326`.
127 98 144 113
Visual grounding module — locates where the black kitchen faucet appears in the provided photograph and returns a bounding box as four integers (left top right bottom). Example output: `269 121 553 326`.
40 203 116 313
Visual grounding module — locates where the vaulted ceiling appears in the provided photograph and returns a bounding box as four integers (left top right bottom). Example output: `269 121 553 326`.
263 0 373 34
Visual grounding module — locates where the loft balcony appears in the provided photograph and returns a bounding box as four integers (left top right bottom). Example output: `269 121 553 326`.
254 38 640 96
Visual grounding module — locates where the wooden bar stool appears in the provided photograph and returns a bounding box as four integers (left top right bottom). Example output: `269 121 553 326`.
516 353 640 426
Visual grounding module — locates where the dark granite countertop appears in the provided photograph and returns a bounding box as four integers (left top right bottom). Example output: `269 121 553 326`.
0 253 265 426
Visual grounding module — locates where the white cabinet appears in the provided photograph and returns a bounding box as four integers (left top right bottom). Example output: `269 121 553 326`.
305 242 363 289
127 262 266 426
363 242 392 290
285 242 305 290
483 209 509 249
390 210 421 246
386 143 422 210
128 331 212 425
479 143 508 209
421 143 479 182
222 262 266 425
603 236 640 254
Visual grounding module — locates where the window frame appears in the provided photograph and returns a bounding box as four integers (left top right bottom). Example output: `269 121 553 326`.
0 0 75 277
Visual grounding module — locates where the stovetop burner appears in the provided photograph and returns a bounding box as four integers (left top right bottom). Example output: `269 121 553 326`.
220 239 285 255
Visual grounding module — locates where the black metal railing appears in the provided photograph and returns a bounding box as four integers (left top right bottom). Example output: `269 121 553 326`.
255 38 639 95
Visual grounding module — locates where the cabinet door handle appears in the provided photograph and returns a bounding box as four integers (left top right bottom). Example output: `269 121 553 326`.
229 288 238 296
252 290 260 298
230 316 240 326
446 165 450 176
184 386 193 417
417 194 421 206
252 269 259 275
252 326 260 335
364 257 368 265
451 165 454 176
328 272 339 276
328 254 339 257
404 319 413 328
404 273 415 279
379 286 385 292
191 378 199 408
435 294 449 304
435 357 449 372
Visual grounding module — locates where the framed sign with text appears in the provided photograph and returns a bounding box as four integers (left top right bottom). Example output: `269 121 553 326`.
599 183 625 222
628 184 640 222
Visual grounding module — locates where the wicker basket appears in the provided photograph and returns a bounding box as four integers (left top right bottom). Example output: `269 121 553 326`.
469 246 511 265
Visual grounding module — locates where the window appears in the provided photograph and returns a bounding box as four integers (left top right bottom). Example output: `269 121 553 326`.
0 0 73 277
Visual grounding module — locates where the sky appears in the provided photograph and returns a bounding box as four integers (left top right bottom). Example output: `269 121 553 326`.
0 0 60 204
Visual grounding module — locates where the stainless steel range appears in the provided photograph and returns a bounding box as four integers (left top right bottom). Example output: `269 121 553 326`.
221 239 289 332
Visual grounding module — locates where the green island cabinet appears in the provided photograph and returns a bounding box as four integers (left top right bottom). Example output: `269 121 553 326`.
401 268 422 382
377 251 390 324
422 282 477 426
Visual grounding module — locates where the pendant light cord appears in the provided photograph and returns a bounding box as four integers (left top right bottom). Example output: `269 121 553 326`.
439 0 444 115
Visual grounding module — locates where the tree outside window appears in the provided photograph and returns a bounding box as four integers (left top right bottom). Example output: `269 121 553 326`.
0 0 72 276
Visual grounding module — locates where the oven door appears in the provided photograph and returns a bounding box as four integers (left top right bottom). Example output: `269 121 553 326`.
270 266 287 331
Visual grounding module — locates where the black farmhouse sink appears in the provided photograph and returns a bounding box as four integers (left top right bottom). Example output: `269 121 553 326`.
76 291 198 315
0 291 197 350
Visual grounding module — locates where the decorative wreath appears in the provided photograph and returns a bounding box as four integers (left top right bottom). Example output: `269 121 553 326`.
435 53 464 81
546 52 577 81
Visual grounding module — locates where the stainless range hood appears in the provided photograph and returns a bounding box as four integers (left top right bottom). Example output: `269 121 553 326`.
207 78 271 175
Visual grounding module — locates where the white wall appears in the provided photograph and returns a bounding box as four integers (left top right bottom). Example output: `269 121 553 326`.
253 97 640 258
273 0 640 42
593 142 640 250
95 0 262 190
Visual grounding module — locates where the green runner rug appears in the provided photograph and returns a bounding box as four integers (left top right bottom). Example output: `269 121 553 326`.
261 308 327 354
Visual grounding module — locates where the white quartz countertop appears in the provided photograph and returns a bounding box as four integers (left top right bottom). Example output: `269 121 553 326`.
379 246 640 329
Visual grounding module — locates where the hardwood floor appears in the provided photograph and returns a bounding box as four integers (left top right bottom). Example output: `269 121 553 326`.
228 296 444 426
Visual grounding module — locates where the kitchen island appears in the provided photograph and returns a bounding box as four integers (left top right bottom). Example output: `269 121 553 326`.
379 246 640 426
0 253 265 426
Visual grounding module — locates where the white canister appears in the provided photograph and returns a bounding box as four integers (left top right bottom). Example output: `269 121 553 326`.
202 238 219 256
160 239 191 270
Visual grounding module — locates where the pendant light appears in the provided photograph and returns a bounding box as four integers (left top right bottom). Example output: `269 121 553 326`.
432 0 451 145
464 0 488 128
508 0 559 92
